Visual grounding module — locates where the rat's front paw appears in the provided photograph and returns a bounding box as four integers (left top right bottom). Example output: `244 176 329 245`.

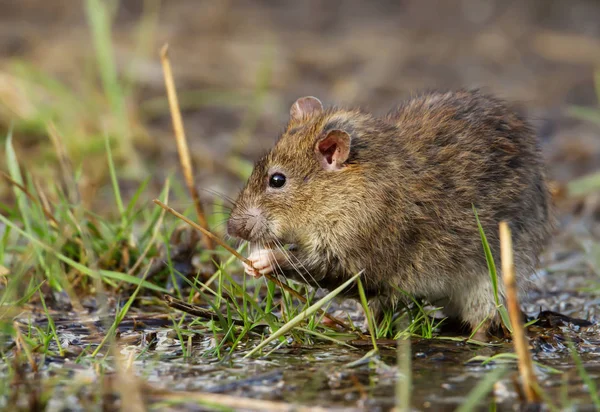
243 248 285 278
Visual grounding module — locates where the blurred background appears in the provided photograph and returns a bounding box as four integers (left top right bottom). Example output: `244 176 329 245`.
1 0 600 221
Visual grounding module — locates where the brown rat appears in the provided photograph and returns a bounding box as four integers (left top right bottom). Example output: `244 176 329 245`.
227 89 553 337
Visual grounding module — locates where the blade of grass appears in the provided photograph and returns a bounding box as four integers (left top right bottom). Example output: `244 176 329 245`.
473 205 512 332
84 0 127 134
0 213 167 293
0 279 45 307
567 170 600 197
456 366 509 412
104 134 125 226
6 131 53 285
468 354 561 374
38 291 64 357
473 206 498 305
244 271 362 358
91 264 152 357
127 178 170 276
567 106 600 127
294 327 357 349
357 277 378 350
566 340 600 408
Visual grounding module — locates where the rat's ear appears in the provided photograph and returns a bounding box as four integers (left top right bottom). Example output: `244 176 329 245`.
290 96 323 121
315 129 351 171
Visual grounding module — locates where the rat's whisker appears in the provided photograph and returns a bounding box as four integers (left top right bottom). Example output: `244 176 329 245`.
199 188 237 206
268 234 315 283
270 235 321 290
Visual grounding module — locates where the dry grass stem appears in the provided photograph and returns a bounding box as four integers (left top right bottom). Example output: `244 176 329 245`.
159 44 214 252
47 123 80 204
13 322 37 373
499 221 541 404
144 382 333 412
165 295 254 328
114 348 147 412
2 172 58 226
153 199 350 331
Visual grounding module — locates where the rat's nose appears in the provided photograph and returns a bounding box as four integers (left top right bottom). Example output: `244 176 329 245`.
227 207 265 241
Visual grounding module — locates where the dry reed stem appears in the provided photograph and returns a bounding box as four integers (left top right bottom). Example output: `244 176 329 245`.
143 382 334 412
159 44 214 252
153 199 351 331
114 348 146 412
499 221 541 403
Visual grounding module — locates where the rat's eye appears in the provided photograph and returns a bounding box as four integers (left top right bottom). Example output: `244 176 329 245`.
269 173 286 189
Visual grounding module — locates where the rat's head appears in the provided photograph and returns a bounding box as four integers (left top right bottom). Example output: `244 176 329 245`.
227 96 375 250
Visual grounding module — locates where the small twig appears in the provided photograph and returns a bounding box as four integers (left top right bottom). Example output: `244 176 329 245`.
499 221 541 404
153 199 351 331
159 44 214 252
165 295 267 332
165 295 238 322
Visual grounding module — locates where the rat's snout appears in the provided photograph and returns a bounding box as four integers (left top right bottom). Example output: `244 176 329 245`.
227 206 267 241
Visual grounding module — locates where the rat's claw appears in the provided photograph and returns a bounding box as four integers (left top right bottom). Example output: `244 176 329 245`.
244 248 278 277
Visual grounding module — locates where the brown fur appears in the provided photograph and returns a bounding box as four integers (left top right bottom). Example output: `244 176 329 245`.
227 89 553 335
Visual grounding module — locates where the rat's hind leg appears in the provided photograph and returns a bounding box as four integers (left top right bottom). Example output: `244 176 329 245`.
444 272 504 340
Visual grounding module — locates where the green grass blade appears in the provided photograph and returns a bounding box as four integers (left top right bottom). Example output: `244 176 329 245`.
568 106 600 127
91 264 151 357
456 366 509 412
294 327 356 348
567 170 600 197
5 131 53 283
0 213 167 293
124 176 150 218
473 206 512 332
244 271 362 358
38 291 64 357
473 206 499 306
357 277 378 349
104 134 125 223
84 0 126 130
1 278 45 307
567 341 600 408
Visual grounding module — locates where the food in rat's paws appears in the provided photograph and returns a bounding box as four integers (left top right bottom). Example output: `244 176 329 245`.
228 89 553 337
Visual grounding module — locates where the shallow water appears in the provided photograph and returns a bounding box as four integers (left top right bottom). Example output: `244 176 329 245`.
5 250 599 411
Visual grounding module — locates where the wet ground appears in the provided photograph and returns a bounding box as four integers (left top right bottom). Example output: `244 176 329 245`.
2 0 600 410
9 280 600 411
